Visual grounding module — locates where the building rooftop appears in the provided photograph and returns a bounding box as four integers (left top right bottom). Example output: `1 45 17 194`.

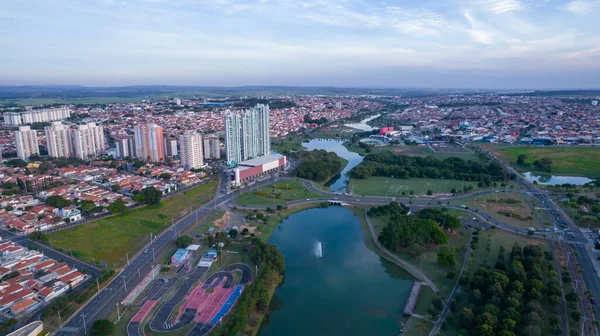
238 154 284 167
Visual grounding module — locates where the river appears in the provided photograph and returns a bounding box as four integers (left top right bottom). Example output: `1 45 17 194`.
344 114 381 131
302 139 363 193
258 207 413 336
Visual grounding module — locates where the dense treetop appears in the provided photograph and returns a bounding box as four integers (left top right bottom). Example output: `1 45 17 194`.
351 153 506 184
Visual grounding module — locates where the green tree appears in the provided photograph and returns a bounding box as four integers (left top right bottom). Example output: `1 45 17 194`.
80 200 96 214
90 320 114 336
107 198 128 214
228 229 238 238
159 173 172 180
45 195 72 208
175 235 193 248
141 186 162 205
111 184 121 192
437 246 456 267
516 154 527 165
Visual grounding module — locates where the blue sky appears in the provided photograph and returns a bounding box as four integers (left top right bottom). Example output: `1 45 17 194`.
1 0 599 88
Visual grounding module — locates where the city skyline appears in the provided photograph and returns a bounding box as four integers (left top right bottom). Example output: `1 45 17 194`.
1 0 599 89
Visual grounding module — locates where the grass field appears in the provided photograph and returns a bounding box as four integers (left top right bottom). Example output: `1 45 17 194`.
349 177 480 196
47 181 218 265
441 229 547 336
470 229 544 268
450 191 541 229
495 147 600 177
270 137 305 153
369 213 471 295
235 181 321 206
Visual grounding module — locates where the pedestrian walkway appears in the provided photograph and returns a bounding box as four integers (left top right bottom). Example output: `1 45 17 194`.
364 213 439 292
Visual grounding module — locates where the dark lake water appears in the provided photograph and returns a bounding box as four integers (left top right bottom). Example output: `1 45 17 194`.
258 207 413 336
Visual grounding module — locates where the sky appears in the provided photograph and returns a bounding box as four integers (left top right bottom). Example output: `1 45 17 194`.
1 0 599 89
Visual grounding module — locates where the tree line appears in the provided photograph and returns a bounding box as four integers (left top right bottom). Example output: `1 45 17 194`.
372 203 453 251
451 244 564 336
293 149 342 182
350 153 506 184
217 239 284 335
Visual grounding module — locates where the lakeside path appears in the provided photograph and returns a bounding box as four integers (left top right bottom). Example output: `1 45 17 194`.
363 213 439 293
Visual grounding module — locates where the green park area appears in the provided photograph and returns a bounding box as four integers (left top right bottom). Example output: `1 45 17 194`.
441 229 560 336
235 181 322 207
368 211 470 296
450 192 541 229
495 147 600 177
47 181 218 265
349 177 480 196
270 137 305 153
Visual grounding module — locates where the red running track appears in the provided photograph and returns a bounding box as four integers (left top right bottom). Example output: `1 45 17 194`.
195 286 234 323
131 300 157 323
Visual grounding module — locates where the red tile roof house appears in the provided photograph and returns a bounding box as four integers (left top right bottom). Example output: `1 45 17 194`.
58 271 85 288
10 297 39 316
6 219 36 235
0 287 34 310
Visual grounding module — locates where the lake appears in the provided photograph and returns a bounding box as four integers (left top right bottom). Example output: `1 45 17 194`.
302 139 363 193
523 172 593 185
259 207 413 336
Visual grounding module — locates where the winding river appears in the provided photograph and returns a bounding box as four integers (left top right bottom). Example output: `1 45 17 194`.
302 139 363 193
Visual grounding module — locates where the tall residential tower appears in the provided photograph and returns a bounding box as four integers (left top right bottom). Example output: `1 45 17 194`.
224 104 270 166
71 122 105 160
45 122 73 158
179 131 204 169
14 126 40 160
134 123 165 162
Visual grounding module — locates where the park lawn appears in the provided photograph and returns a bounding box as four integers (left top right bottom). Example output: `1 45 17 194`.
412 285 438 316
369 213 470 295
450 192 541 229
470 228 545 269
495 147 600 177
235 181 321 207
349 177 480 197
270 137 305 153
47 181 218 265
403 319 434 336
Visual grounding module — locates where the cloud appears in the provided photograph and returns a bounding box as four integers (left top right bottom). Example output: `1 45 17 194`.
562 0 600 14
468 0 525 14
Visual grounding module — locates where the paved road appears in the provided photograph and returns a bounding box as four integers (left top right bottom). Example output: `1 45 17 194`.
486 146 600 328
53 176 279 336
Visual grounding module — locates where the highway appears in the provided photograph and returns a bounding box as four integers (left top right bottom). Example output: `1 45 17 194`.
54 174 272 335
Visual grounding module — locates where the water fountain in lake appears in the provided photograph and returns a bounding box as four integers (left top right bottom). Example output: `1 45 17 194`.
315 241 323 258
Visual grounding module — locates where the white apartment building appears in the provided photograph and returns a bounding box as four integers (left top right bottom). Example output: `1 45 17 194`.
45 122 73 158
224 104 270 166
71 122 105 160
134 123 165 162
179 131 204 169
14 126 40 160
203 135 220 160
4 108 71 126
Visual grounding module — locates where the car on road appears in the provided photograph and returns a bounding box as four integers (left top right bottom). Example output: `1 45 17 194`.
591 298 596 304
